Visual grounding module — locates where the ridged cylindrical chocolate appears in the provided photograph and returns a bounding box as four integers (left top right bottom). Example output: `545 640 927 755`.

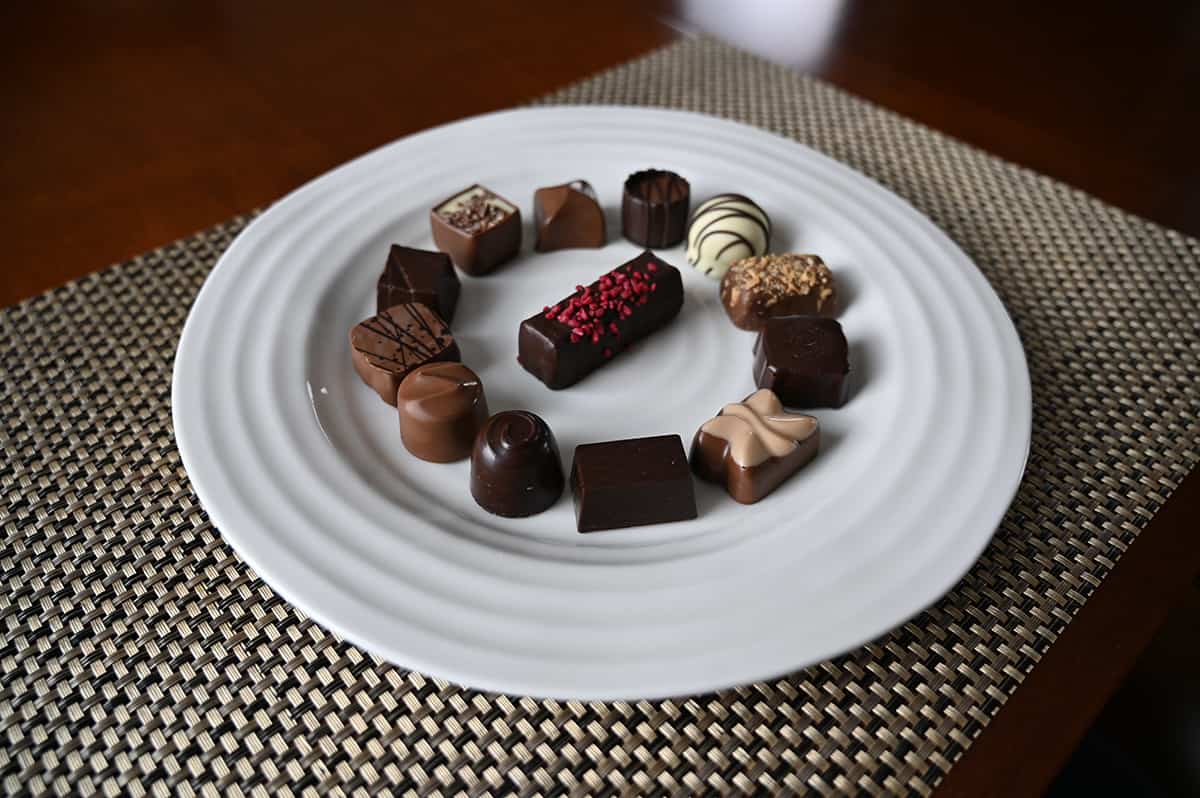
621 169 690 248
470 411 564 517
397 362 488 463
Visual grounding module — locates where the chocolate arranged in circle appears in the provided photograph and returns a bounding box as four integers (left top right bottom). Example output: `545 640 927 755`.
686 193 771 280
377 245 460 323
533 180 606 251
691 388 820 504
430 184 522 275
349 303 459 405
470 411 564 517
621 168 690 247
753 315 850 408
397 362 489 463
720 253 837 331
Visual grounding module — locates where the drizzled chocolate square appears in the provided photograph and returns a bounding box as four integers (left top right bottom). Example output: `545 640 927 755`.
349 303 460 405
430 184 521 276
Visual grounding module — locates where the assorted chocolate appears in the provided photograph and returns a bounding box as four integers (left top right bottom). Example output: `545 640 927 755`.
754 315 850 408
570 435 697 532
691 389 820 504
397 362 489 463
377 245 460 322
686 194 771 280
533 180 606 251
350 168 858 531
622 169 690 248
518 251 684 389
430 184 521 275
349 303 459 404
720 253 837 331
470 411 564 517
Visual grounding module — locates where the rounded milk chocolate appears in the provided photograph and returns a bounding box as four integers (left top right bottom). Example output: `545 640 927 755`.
397 363 489 462
621 169 690 247
470 411 564 517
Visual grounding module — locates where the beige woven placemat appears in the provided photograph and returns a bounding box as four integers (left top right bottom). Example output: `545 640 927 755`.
3 36 1198 796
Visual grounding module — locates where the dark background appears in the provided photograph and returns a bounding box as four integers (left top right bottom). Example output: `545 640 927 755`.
2 2 1196 794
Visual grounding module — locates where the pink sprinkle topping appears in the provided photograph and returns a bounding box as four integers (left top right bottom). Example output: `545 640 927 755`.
542 263 659 348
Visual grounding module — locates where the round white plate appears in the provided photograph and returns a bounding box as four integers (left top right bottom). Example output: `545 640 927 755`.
173 107 1030 700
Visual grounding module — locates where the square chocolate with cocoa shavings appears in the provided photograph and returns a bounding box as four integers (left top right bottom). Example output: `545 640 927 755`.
430 184 521 276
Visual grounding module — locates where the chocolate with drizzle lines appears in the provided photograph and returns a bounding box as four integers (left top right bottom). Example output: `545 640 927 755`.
349 303 460 404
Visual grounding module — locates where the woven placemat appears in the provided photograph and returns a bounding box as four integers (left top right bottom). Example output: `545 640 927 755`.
3 36 1198 796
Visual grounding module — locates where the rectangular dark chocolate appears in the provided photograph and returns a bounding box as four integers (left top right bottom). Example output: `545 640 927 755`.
570 434 697 532
518 251 684 389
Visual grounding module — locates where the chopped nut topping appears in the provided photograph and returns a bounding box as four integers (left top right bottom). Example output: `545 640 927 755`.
724 254 835 309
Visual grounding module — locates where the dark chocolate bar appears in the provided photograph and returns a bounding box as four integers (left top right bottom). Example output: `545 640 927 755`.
517 251 684 389
570 435 697 532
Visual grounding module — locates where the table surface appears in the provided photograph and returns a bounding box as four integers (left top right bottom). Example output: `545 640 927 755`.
2 2 1197 795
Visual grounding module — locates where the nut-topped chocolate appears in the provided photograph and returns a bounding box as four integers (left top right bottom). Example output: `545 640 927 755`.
621 168 690 247
533 180 606 251
430 184 521 275
720 254 837 331
686 194 771 280
470 410 564 517
397 362 489 463
377 245 460 322
691 388 820 504
753 315 850 408
518 251 685 389
349 303 460 405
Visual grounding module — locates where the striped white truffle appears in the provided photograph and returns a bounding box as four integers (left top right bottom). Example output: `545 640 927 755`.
685 194 771 279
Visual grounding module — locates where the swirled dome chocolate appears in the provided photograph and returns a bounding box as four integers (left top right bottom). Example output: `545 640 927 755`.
621 168 689 248
397 362 488 463
470 411 564 517
686 194 771 280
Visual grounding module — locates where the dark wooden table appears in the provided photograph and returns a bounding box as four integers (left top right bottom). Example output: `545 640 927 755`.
3 3 1197 795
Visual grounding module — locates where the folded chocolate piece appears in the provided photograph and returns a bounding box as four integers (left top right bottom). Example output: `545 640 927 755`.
377 245 460 323
349 303 459 405
753 315 850 408
470 410 564 517
622 168 689 247
430 184 521 275
690 389 820 504
570 435 697 532
720 253 837 331
517 251 685 389
397 362 488 463
533 180 605 251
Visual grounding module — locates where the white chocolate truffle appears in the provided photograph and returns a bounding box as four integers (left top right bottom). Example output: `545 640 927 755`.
685 194 771 279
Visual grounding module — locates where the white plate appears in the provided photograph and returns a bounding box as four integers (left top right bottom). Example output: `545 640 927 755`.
173 107 1030 700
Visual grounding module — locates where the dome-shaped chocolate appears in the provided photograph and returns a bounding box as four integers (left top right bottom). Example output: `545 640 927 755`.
470 411 564 517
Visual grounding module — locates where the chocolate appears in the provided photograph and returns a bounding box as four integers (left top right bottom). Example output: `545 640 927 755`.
621 169 690 247
686 194 771 280
533 180 605 251
517 251 685 389
753 315 850 408
570 435 697 532
430 184 521 275
470 411 564 517
690 389 820 504
349 303 459 405
720 254 837 331
397 362 488 463
376 245 460 323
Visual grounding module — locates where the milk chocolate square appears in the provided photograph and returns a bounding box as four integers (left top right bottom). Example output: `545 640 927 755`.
430 184 521 275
